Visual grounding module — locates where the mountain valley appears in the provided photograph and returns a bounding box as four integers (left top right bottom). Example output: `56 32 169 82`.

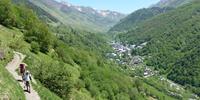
0 0 200 100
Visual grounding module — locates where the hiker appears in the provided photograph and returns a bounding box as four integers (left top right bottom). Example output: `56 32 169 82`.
24 70 32 93
19 63 26 81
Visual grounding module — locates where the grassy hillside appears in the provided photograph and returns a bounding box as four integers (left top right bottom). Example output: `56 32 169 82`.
117 1 200 96
0 26 25 100
153 0 196 8
23 0 124 33
32 81 62 100
0 24 61 100
109 7 173 33
109 0 197 34
0 64 25 100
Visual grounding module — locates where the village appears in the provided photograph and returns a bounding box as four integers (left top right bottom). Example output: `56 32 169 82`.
106 41 199 100
106 41 154 78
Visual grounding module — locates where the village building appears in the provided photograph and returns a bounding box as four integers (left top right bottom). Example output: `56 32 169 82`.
143 67 154 78
129 56 143 65
130 45 136 49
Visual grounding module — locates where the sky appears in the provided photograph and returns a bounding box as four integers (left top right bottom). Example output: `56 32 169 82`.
55 0 160 14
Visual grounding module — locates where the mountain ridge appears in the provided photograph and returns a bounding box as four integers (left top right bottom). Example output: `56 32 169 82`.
108 7 173 33
152 0 196 8
109 0 196 34
28 0 125 33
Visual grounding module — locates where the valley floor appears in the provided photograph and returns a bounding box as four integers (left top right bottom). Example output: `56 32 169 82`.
107 41 199 100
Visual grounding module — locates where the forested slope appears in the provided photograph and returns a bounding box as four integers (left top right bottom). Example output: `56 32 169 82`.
0 26 25 100
0 0 146 99
117 1 200 95
25 0 124 33
109 0 197 34
152 0 196 8
109 7 173 33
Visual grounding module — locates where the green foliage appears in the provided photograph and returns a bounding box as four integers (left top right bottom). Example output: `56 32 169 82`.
0 27 25 99
153 0 196 8
32 81 62 100
53 25 112 54
135 79 143 92
109 7 173 33
167 47 200 87
31 41 40 54
0 0 16 27
23 48 145 100
0 0 54 53
0 64 25 100
117 0 200 96
20 0 124 33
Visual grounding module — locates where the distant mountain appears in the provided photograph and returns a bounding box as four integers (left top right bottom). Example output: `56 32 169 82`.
108 7 173 33
152 0 196 8
26 0 125 32
109 0 197 34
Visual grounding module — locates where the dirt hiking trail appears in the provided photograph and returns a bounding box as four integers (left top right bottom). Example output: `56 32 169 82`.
6 52 40 100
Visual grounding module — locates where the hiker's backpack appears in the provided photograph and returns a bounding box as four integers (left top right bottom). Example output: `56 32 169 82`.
20 64 25 73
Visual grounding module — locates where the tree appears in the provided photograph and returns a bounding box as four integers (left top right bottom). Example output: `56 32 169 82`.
135 79 143 92
0 0 16 27
31 41 40 54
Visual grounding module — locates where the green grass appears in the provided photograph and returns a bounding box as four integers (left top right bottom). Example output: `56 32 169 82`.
0 42 24 100
142 82 176 100
28 0 117 33
0 25 25 99
32 81 62 100
144 76 198 100
0 25 63 99
130 64 196 99
0 63 25 100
